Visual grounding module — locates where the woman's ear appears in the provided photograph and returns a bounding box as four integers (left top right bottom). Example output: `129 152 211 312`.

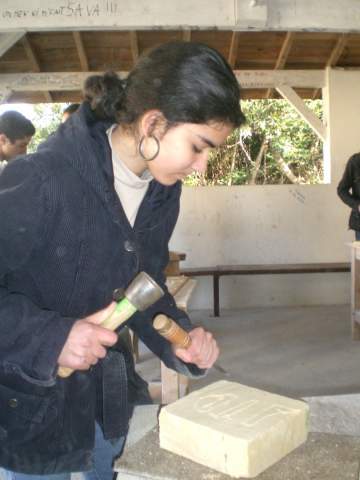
140 110 167 139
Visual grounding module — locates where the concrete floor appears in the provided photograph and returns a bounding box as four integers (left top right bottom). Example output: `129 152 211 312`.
138 303 360 398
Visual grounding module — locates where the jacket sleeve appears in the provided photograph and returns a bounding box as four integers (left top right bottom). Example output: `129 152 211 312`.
0 158 77 382
337 154 360 209
129 183 206 378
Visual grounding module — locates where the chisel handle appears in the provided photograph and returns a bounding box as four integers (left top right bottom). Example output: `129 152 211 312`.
153 314 192 349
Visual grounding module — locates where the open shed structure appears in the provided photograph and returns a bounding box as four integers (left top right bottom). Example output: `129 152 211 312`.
0 29 360 103
0 0 359 310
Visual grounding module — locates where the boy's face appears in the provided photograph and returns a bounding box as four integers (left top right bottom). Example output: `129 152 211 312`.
0 134 32 161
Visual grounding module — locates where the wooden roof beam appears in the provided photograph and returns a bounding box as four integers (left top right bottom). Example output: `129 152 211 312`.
312 33 348 99
228 31 239 69
73 31 89 71
21 35 53 103
129 31 139 65
0 70 325 94
276 85 326 142
266 32 294 99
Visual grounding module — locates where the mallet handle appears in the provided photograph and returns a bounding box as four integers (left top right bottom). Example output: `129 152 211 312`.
153 314 192 349
58 298 137 378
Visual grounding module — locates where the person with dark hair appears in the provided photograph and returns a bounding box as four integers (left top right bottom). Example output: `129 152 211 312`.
0 41 245 480
61 103 80 123
337 153 360 239
0 110 35 171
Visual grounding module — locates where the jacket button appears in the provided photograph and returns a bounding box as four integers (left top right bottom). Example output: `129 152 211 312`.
8 398 18 408
124 240 136 253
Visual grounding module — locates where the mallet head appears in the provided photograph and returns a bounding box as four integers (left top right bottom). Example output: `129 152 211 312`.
125 271 164 311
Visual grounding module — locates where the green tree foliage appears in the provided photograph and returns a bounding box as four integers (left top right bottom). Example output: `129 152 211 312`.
28 103 64 153
184 99 324 186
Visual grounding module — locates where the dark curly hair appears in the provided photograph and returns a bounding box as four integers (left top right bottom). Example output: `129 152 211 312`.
83 41 245 129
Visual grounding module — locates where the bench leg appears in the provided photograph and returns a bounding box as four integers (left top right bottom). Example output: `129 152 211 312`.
213 274 220 317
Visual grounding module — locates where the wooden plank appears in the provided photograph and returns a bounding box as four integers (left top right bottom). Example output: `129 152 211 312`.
275 85 326 141
21 35 53 103
313 33 348 99
166 276 189 297
173 278 197 312
129 31 139 65
228 31 239 69
73 32 89 71
266 32 295 99
0 70 325 94
161 362 180 404
182 263 350 276
235 70 325 89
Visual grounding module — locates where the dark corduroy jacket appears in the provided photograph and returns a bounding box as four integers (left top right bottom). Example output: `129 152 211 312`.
0 103 203 474
337 152 360 231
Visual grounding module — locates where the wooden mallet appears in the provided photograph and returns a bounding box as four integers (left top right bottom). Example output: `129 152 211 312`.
58 271 164 378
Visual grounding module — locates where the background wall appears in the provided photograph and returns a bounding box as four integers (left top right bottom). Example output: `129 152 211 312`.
170 68 360 309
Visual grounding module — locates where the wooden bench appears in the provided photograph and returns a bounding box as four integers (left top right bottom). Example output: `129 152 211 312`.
181 262 350 317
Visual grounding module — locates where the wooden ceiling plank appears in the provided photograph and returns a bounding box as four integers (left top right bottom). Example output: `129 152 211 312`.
73 31 89 71
129 31 139 65
312 33 348 99
266 32 295 99
228 31 239 69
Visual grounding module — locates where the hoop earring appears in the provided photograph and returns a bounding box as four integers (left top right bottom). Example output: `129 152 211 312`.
138 135 160 161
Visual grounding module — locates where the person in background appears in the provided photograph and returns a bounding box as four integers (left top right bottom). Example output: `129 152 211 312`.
0 110 35 171
61 103 80 123
337 152 360 240
0 41 245 480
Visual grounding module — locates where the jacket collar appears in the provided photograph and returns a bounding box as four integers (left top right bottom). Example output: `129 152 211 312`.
39 102 181 222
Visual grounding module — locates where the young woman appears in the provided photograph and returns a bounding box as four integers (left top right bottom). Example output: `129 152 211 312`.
0 41 245 480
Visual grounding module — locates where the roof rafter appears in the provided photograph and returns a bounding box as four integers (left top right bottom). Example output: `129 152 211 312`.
313 33 348 99
228 31 239 69
73 31 89 71
266 32 295 99
21 35 53 103
129 31 139 65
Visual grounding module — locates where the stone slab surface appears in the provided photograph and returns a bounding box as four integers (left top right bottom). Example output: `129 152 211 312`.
115 428 360 480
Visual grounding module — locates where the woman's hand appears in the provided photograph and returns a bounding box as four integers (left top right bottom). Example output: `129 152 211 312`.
173 327 219 369
57 302 118 371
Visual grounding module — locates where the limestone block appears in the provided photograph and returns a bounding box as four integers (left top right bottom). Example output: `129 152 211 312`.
159 380 309 478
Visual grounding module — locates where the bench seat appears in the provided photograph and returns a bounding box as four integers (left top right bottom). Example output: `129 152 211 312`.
181 262 350 317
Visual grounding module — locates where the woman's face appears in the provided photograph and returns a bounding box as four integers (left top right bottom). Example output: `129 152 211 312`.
147 121 233 186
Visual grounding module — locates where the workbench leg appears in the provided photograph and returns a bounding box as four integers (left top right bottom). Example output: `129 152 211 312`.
213 274 220 317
